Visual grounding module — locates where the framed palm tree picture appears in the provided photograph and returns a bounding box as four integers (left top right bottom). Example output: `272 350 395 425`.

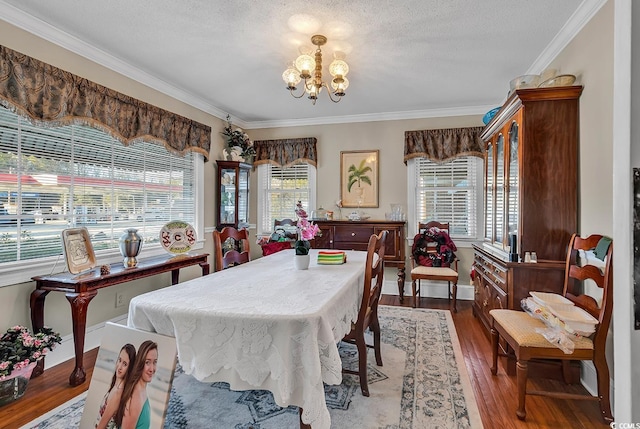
340 150 379 208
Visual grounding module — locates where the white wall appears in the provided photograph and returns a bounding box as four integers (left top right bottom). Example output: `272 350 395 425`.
628 0 640 421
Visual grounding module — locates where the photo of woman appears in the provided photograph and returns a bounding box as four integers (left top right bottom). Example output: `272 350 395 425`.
115 340 158 429
95 343 136 429
79 323 177 429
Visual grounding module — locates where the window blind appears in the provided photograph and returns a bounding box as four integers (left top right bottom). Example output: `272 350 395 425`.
0 107 196 266
257 163 315 235
414 157 481 239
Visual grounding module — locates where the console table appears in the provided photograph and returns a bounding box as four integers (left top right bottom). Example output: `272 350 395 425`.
313 220 406 297
30 253 210 386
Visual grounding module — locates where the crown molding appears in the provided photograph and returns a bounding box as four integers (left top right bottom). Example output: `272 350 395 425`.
0 1 233 124
243 105 494 129
527 0 608 74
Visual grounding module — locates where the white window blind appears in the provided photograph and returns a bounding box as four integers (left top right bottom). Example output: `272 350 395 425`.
413 157 482 239
0 107 197 269
257 163 316 235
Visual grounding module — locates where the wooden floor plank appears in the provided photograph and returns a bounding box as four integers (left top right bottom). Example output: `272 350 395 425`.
0 296 611 429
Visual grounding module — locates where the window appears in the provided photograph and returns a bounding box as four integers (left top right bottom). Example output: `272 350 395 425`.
408 156 483 240
0 107 202 285
256 163 316 236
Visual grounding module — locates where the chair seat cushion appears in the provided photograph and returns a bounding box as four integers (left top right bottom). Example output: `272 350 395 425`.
490 309 594 350
411 266 458 278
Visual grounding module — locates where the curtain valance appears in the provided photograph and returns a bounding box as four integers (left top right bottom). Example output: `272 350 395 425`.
404 126 484 164
0 45 211 160
253 138 317 168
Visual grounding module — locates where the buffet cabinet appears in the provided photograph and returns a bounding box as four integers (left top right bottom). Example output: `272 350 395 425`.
473 85 583 333
313 220 406 296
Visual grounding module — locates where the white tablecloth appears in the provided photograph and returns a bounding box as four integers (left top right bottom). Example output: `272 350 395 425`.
127 249 366 429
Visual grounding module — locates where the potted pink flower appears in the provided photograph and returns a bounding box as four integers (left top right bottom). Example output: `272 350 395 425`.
0 325 61 406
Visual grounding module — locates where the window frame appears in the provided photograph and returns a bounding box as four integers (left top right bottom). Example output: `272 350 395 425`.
406 156 484 246
0 112 205 288
256 163 317 237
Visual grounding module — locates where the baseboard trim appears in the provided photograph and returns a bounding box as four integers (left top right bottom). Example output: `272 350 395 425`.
43 313 128 370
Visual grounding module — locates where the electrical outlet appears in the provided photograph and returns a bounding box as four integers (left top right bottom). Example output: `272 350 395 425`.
116 292 125 308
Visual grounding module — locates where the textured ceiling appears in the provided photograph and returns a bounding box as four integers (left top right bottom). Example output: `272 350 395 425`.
0 0 598 128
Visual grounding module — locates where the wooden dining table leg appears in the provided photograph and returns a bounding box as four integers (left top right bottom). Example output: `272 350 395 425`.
298 408 311 429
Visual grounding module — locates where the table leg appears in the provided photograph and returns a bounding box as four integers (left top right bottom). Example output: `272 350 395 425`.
65 291 97 386
200 261 210 276
397 266 406 302
29 288 50 378
298 408 311 429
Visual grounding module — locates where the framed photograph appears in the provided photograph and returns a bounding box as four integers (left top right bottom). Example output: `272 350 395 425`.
79 322 178 429
61 227 96 274
340 150 379 208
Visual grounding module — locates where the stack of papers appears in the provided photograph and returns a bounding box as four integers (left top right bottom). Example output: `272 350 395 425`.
317 251 347 265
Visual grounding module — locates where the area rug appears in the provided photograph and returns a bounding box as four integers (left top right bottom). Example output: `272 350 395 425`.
23 306 483 428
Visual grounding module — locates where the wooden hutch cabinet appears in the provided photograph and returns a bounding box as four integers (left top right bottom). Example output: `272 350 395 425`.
313 220 406 296
472 86 583 335
216 160 251 230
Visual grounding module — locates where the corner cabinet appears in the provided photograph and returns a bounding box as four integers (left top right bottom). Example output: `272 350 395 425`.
216 160 251 230
473 86 583 335
313 220 406 296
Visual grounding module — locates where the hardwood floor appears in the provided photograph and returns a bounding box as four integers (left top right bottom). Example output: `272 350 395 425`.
2 297 610 428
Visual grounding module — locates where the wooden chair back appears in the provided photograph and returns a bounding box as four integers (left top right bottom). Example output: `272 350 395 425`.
356 230 388 332
273 218 297 241
213 227 251 272
562 233 613 352
417 221 451 255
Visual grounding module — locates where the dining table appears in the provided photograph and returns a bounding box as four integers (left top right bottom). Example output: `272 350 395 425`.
127 248 367 429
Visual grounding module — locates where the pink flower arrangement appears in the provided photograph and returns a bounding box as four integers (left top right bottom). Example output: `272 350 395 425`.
294 201 321 254
0 325 61 379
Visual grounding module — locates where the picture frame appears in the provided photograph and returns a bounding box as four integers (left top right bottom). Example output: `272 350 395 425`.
61 227 97 274
79 322 178 429
340 150 379 208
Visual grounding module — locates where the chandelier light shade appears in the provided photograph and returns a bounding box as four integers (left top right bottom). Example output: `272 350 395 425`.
282 34 350 104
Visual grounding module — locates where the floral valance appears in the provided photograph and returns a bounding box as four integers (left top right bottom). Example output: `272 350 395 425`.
0 45 211 160
253 138 317 168
404 126 484 164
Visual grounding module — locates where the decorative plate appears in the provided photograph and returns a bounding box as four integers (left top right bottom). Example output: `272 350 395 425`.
160 221 197 254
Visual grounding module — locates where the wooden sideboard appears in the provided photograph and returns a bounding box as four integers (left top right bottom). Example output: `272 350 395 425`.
30 253 210 386
313 220 406 297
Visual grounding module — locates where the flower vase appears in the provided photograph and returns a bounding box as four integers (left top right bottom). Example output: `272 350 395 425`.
0 362 37 407
294 254 310 270
119 228 143 268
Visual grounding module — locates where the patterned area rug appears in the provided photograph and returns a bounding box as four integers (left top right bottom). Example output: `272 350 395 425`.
23 306 483 429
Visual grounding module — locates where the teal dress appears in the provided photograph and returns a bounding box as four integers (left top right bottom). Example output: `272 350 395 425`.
135 398 150 429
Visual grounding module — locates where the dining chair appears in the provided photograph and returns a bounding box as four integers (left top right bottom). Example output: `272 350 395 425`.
273 218 298 241
410 221 458 311
341 230 387 397
213 227 251 272
490 233 613 422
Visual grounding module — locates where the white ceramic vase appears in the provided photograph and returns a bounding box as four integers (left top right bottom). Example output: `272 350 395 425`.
294 254 310 270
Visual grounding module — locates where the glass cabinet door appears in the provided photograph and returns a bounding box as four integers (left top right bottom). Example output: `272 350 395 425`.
238 168 249 229
507 121 520 247
495 134 505 249
484 140 494 242
216 160 251 230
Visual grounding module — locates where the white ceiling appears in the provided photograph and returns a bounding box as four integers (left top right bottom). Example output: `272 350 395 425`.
0 0 603 128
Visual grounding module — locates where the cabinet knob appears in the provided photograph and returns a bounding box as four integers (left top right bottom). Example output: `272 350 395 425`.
351 232 356 237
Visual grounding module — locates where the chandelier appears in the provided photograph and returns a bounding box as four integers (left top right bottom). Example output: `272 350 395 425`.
282 34 350 104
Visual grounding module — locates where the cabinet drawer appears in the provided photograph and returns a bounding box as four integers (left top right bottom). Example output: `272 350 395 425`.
332 241 369 252
333 225 373 243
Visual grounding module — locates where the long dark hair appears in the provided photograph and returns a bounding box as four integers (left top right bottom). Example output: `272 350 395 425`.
114 340 157 427
108 343 136 392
